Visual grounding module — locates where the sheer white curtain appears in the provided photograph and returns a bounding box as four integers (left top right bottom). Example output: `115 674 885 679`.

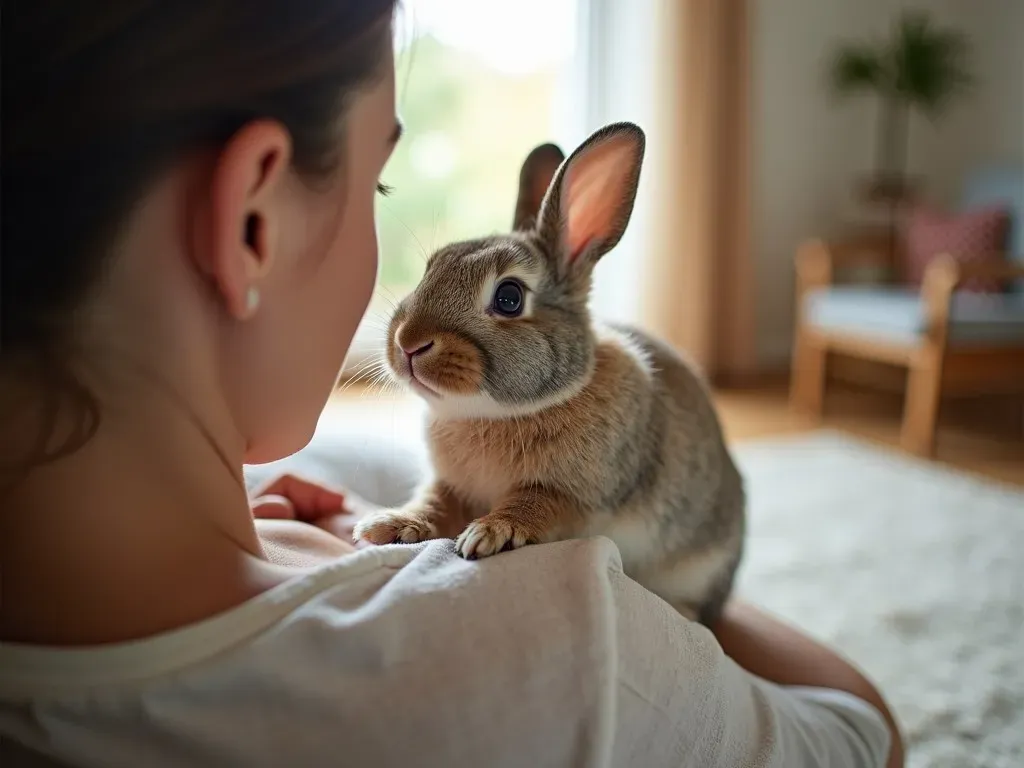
556 0 660 328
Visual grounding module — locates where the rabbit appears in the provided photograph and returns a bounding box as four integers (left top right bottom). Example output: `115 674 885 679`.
353 122 745 624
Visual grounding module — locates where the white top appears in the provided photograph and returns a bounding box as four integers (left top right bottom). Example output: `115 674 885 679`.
0 537 889 768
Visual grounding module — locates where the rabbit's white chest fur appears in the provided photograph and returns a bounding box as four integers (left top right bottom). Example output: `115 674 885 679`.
427 416 553 513
435 445 516 512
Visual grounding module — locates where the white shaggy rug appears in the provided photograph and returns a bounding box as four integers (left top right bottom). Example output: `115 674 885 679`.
249 416 1024 767
732 431 1024 768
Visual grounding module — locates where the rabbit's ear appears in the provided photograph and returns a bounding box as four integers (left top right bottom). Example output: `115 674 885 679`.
536 122 645 272
513 143 565 231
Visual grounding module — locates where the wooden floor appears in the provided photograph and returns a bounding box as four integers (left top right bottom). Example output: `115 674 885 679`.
331 382 1024 487
716 383 1024 487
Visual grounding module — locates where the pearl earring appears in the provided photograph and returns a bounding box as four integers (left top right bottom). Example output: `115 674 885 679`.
246 286 261 315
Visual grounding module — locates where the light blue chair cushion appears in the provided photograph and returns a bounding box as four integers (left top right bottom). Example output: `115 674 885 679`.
805 286 1024 347
960 166 1024 293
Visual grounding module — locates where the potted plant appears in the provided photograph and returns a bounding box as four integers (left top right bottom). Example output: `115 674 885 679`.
829 10 972 239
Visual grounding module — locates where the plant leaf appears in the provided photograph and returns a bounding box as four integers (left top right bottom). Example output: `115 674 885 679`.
830 43 888 97
891 10 973 118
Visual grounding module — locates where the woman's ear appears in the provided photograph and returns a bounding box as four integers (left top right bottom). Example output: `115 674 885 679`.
536 122 645 273
512 143 565 231
195 119 291 320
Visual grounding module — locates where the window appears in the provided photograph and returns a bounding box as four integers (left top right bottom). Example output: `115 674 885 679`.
347 0 581 365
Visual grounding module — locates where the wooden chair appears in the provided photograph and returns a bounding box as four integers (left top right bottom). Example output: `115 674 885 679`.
790 234 1024 456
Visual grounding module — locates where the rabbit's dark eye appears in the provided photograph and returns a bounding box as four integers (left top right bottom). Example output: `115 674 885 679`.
492 280 524 317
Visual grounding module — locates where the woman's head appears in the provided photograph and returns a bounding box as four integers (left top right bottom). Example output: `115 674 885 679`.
2 1 400 467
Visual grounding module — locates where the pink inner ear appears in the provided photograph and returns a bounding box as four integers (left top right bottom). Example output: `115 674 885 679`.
562 135 637 263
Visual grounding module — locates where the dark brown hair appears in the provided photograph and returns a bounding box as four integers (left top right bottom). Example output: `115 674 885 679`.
1 0 397 468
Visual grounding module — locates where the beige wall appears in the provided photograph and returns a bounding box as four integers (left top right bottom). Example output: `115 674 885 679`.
753 0 1024 366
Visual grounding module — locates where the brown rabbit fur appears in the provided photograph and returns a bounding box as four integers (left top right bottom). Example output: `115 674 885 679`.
353 122 745 624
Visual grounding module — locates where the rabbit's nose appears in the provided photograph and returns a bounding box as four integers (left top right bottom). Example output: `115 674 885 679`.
402 340 434 358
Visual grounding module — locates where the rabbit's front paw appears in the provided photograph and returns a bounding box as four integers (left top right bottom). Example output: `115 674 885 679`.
353 508 438 545
455 515 536 560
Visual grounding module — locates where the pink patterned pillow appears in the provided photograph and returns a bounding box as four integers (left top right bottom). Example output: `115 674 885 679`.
902 205 1010 292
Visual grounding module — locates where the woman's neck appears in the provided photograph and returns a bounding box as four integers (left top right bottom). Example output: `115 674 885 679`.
0 373 274 646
